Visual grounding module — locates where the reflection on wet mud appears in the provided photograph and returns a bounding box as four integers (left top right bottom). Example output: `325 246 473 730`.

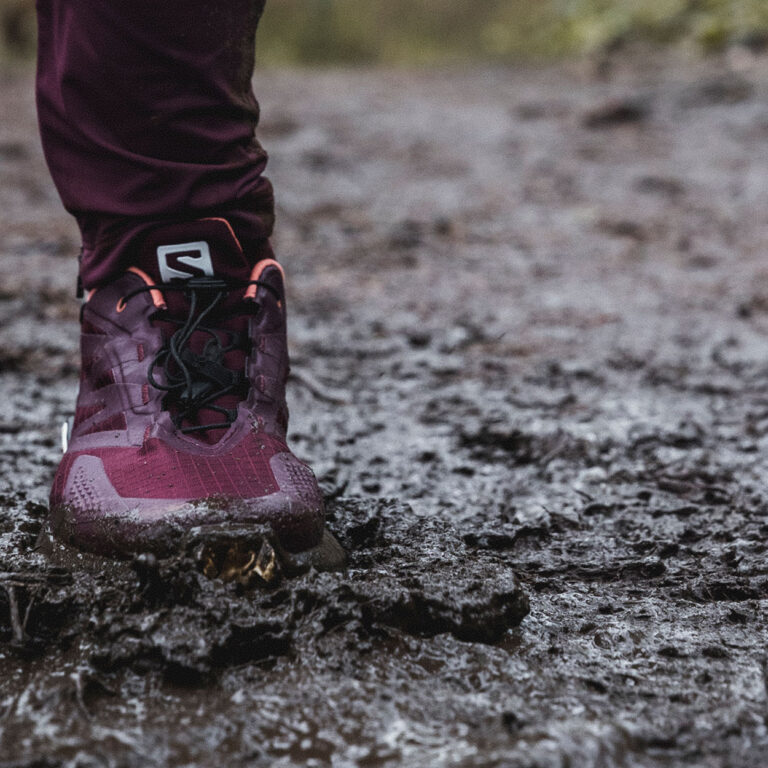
4 58 768 765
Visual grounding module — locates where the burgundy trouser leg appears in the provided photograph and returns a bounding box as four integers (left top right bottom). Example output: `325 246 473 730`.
36 0 274 288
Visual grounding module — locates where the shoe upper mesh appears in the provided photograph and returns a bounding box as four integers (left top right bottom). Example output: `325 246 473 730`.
56 432 287 500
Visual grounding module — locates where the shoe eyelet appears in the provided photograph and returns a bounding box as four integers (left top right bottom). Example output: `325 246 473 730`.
116 297 127 313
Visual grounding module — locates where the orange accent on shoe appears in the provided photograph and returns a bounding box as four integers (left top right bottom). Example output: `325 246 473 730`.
200 217 243 252
245 259 285 301
127 266 167 309
86 289 96 302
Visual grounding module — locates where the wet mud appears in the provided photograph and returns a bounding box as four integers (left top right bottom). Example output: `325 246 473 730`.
4 54 768 765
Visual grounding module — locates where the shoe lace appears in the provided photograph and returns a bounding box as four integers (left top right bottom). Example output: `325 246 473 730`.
120 276 278 434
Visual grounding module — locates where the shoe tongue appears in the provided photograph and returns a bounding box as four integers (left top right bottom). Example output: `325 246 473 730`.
134 218 251 285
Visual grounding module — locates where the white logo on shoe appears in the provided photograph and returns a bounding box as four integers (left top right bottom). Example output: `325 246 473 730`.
157 242 215 281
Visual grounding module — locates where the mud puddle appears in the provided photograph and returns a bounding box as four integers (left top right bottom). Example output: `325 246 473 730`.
4 53 768 765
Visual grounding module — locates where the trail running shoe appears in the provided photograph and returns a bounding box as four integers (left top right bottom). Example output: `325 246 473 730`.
49 218 327 558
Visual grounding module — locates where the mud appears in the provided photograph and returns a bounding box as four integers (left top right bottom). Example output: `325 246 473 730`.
4 53 768 765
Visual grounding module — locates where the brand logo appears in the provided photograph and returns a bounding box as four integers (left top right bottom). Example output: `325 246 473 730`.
157 241 214 281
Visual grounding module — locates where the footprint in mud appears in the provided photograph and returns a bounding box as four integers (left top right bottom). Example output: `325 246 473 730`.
0 495 529 682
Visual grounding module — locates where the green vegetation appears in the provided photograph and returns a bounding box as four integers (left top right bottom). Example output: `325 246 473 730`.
3 0 768 64
256 0 768 64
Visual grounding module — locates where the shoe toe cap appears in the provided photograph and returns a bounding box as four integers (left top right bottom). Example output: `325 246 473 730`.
50 451 325 556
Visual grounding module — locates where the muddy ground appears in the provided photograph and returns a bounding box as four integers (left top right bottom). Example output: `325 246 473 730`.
3 53 768 766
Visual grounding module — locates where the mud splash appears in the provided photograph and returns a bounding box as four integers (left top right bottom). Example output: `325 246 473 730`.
4 53 768 765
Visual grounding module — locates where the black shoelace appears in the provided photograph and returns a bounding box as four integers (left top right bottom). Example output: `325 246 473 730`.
120 276 278 434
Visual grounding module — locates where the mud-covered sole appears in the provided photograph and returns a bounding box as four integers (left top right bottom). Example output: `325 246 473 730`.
48 495 333 561
41 520 346 581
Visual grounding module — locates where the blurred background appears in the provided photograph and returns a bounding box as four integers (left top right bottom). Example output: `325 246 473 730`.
2 0 768 65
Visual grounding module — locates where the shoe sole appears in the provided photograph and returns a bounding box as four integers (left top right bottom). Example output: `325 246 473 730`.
47 504 346 576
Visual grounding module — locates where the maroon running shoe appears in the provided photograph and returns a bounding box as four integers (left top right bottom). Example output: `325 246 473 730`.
50 218 331 559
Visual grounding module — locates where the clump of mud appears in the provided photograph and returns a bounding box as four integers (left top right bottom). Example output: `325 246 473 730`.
0 495 527 684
